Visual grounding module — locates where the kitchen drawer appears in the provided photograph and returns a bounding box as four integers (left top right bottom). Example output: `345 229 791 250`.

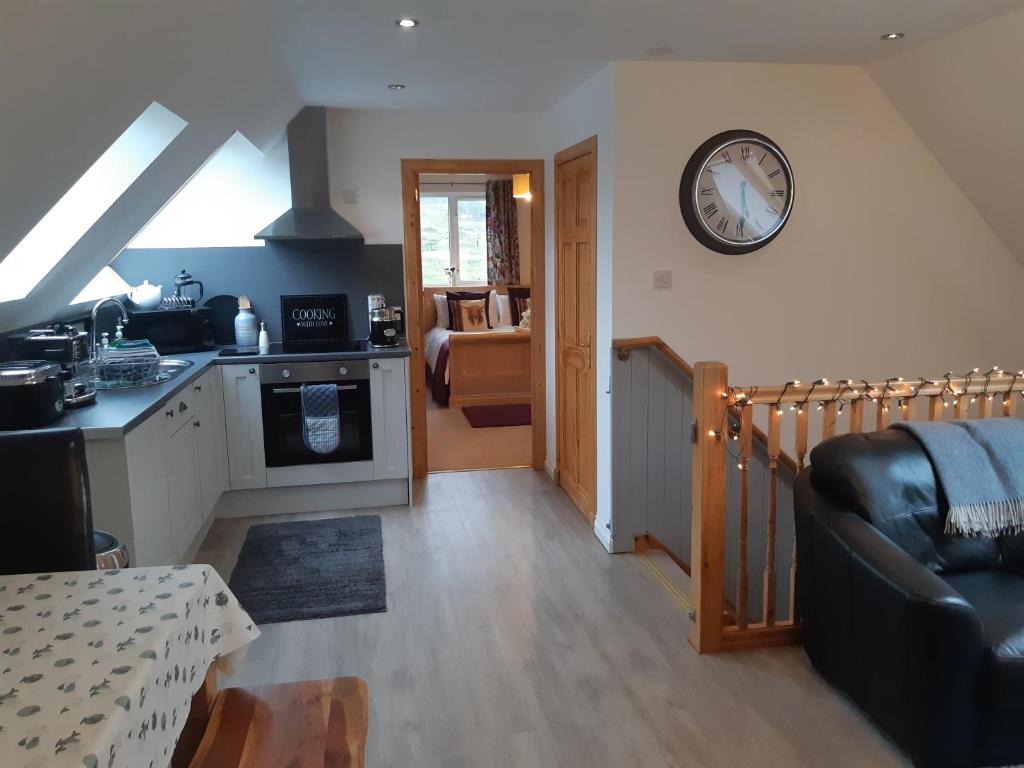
161 385 195 437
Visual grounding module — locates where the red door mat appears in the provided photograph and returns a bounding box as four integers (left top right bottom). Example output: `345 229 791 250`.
461 404 532 428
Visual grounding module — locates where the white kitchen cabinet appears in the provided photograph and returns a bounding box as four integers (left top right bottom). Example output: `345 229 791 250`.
370 357 409 480
192 368 229 520
123 409 173 566
221 364 267 490
166 414 202 560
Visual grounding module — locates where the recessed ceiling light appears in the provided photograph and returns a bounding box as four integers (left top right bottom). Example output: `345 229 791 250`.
646 46 674 57
388 83 406 91
396 18 419 28
881 32 905 40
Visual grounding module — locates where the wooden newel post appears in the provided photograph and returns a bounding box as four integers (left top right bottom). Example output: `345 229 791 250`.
690 361 729 653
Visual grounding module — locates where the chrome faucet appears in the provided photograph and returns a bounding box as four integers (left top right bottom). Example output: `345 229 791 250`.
90 297 129 360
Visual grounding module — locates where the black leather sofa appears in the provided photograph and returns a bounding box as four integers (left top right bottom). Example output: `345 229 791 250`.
794 428 1024 768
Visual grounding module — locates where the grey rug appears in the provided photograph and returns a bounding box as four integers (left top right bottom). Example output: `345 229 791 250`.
228 515 386 625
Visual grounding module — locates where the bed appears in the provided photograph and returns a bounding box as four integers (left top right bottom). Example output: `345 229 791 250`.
422 287 532 408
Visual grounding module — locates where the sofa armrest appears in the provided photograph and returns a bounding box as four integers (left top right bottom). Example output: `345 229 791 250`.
795 472 986 768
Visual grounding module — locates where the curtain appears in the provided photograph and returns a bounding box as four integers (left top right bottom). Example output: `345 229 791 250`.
486 179 520 284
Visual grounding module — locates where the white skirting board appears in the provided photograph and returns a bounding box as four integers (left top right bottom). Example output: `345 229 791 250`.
213 478 410 518
593 519 613 553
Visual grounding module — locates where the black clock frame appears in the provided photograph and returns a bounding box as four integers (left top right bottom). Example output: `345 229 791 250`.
679 129 794 255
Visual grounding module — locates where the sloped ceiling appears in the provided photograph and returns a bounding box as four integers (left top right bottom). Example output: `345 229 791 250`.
868 8 1024 263
0 2 302 332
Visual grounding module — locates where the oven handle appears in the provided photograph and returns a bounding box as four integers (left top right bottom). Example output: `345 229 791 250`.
271 384 359 394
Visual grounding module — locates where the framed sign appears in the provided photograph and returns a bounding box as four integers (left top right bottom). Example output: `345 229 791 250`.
280 294 348 350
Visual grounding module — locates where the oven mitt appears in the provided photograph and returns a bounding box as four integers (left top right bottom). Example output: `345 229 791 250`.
300 383 340 455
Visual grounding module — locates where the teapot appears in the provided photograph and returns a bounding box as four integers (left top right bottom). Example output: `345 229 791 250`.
127 280 162 310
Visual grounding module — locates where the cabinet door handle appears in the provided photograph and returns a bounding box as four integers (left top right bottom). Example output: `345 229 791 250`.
248 368 256 375
179 402 188 413
165 409 174 418
372 362 380 369
193 420 201 429
194 384 202 392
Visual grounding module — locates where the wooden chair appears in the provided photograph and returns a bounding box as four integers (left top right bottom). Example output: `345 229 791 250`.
187 677 368 768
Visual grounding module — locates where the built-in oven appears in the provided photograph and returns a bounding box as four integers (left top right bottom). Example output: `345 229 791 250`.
260 360 373 470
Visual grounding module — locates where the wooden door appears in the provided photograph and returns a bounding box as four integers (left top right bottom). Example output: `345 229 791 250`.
556 137 597 519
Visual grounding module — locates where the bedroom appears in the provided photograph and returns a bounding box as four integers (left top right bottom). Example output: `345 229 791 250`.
415 170 537 472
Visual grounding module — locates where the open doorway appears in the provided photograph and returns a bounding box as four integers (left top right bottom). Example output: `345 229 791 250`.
400 160 545 477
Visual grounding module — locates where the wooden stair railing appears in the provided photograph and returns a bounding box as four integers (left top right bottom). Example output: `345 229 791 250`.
614 338 800 653
617 340 1024 654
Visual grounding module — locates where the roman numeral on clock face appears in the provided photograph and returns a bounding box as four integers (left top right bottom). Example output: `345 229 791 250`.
716 217 729 233
720 150 732 163
740 146 751 161
700 187 714 196
770 190 785 197
767 168 781 179
703 202 718 217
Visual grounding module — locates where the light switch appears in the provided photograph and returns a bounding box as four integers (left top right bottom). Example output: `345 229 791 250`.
653 270 672 290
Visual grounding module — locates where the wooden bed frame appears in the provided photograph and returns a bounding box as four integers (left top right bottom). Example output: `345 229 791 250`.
422 286 532 408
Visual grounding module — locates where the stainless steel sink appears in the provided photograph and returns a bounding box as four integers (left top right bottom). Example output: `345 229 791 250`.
90 358 194 389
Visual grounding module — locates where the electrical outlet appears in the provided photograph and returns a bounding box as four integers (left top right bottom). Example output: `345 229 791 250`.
653 270 672 290
341 188 359 205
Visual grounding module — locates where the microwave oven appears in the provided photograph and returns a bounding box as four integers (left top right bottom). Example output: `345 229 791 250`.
125 307 216 355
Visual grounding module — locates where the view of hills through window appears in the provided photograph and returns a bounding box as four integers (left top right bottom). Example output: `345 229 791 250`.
420 195 486 286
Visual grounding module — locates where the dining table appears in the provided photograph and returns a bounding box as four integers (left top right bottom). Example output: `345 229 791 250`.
0 564 259 768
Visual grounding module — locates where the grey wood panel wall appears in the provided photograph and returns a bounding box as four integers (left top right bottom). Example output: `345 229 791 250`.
610 347 693 558
611 348 797 622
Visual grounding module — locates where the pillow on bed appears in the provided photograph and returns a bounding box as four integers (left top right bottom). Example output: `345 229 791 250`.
496 294 512 327
487 290 500 328
508 286 531 327
433 294 450 329
451 299 489 332
446 290 492 330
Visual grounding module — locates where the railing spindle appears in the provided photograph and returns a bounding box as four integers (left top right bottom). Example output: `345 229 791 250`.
978 395 992 419
822 401 837 439
763 406 780 627
875 398 890 431
1004 392 1016 418
928 395 943 421
849 399 864 433
791 405 808 621
954 396 967 419
901 398 912 421
736 406 753 630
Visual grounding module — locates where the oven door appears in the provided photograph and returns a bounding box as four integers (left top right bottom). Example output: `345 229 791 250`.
260 362 373 468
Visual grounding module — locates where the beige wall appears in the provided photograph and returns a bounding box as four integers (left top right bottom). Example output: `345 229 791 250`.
868 8 1024 264
326 109 545 245
612 60 1024 388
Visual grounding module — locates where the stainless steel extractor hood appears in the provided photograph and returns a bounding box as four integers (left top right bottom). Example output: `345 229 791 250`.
255 106 364 242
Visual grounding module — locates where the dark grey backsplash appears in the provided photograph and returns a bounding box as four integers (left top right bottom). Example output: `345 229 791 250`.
112 241 405 341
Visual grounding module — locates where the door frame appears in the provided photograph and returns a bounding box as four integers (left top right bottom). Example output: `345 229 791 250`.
554 136 598 518
400 158 546 478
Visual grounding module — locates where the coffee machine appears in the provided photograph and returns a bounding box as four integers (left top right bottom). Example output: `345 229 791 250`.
367 294 403 348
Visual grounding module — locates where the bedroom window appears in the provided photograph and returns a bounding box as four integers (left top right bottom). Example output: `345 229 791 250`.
420 193 487 286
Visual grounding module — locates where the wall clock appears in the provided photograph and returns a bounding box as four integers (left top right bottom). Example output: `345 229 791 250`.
679 130 794 255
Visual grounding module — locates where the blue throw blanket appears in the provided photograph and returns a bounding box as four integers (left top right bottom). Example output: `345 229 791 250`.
301 384 340 455
894 419 1024 537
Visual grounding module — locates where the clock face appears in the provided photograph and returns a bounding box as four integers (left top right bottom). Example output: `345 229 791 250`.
679 131 794 255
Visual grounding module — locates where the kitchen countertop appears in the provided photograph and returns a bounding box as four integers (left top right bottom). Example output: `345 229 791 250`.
48 342 411 440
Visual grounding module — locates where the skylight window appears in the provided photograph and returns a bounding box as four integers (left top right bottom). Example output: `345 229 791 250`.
0 102 186 303
128 131 290 249
69 266 132 306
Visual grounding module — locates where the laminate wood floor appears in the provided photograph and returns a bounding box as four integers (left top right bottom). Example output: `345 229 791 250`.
195 468 907 767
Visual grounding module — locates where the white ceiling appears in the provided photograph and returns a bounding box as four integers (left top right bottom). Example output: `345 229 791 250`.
263 0 1024 110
